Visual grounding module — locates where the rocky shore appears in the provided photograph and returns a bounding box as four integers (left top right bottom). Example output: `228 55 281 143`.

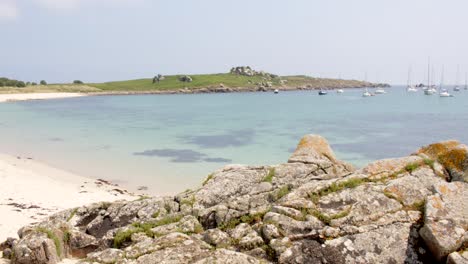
1 135 466 264
88 83 389 96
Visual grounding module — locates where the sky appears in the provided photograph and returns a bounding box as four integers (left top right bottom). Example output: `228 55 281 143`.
1 0 467 85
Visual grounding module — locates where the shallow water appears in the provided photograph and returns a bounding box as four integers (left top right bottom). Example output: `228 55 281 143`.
1 87 467 194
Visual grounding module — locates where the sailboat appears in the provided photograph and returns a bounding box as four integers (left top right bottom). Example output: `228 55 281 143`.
424 59 436 95
439 67 452 97
453 65 461 92
375 87 386 94
362 87 371 97
465 73 468 90
406 67 418 92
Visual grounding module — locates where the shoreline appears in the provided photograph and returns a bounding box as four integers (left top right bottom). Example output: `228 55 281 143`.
0 93 85 103
0 85 391 103
0 153 137 242
87 85 389 96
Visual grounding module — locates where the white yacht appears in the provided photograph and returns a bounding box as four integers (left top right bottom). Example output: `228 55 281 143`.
406 67 418 92
407 86 418 92
362 88 371 97
375 87 386 94
337 89 344 93
439 89 451 97
424 60 436 95
274 89 279 94
439 67 452 97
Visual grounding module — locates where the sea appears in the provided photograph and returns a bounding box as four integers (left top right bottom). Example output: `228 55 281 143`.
1 86 467 194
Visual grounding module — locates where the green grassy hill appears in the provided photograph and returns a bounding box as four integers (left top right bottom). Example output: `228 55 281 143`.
1 71 380 94
90 73 281 91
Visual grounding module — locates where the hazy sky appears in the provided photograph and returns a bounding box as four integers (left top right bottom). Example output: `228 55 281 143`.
1 0 467 84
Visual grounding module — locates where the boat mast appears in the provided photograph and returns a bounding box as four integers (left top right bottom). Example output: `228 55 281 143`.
407 66 412 87
440 65 444 92
427 58 430 88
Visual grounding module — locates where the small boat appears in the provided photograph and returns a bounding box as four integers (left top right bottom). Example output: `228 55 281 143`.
439 89 451 97
406 67 418 92
454 65 461 91
274 89 279 94
407 86 418 92
439 67 452 97
375 87 386 94
465 73 468 90
318 89 327 95
424 89 436 95
362 88 371 97
424 59 436 95
336 89 344 93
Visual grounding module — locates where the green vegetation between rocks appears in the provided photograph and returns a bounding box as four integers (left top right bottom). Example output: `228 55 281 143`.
66 208 78 222
218 211 269 231
113 214 184 248
36 227 62 257
263 168 275 183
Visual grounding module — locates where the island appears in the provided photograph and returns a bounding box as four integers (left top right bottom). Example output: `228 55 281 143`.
0 67 390 98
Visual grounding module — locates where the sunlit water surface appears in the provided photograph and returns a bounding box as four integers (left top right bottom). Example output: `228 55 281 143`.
1 87 467 194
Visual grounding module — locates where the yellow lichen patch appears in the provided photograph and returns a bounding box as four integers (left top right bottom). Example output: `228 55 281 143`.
429 196 443 210
384 186 404 201
418 141 467 175
439 147 467 172
437 184 450 196
418 141 461 158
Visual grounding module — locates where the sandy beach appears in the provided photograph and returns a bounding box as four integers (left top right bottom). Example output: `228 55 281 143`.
0 93 85 103
0 153 136 248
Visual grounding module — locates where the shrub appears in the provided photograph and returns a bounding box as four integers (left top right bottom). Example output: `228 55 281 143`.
73 80 84 84
40 80 47 85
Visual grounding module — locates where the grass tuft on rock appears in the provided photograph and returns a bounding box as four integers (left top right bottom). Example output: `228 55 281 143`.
66 208 78 222
404 163 421 173
36 227 62 257
309 177 369 202
114 214 184 248
263 168 275 183
218 211 268 231
202 173 214 186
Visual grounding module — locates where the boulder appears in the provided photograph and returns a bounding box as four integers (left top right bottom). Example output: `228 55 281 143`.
419 181 467 261
12 232 61 264
417 140 468 182
288 134 354 174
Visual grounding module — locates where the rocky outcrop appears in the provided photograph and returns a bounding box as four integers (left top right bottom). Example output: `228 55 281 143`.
2 135 467 264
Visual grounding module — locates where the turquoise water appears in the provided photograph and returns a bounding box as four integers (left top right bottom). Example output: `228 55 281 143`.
1 87 467 194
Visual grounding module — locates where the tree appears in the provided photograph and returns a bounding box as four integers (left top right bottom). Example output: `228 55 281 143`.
16 81 26 88
31 82 37 86
152 74 164 84
73 80 84 84
40 80 47 85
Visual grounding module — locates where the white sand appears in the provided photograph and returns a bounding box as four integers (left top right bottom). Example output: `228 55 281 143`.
0 153 136 241
0 93 85 103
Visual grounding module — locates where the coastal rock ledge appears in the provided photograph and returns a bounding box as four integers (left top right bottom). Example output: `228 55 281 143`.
2 135 467 264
